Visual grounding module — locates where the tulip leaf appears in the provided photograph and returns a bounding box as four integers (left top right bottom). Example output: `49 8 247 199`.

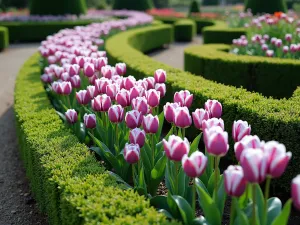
178 167 189 198
207 168 220 197
79 122 87 143
195 178 221 225
248 184 265 224
195 178 209 195
107 171 132 189
271 199 292 225
140 147 152 182
192 216 211 225
137 167 147 195
199 171 209 187
238 184 250 209
150 154 167 196
156 111 165 140
158 209 174 219
155 141 163 160
144 141 153 167
234 197 250 225
167 192 180 219
216 175 227 215
171 195 195 225
189 133 202 156
266 197 282 225
56 110 66 122
150 195 170 211
164 126 174 140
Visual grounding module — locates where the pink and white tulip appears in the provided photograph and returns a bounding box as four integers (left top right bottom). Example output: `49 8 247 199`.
292 175 300 210
192 109 210 130
174 90 193 108
182 151 207 178
87 85 97 99
205 99 222 118
174 107 192 128
205 126 229 157
108 105 124 123
106 83 120 100
65 109 78 124
131 97 148 115
101 65 115 79
164 102 180 123
84 113 97 129
224 165 247 197
124 143 140 164
115 63 126 76
163 135 190 161
232 120 251 142
146 89 160 108
116 89 131 107
129 128 146 147
121 76 136 90
154 69 167 83
95 78 112 94
155 83 166 97
92 94 112 112
70 75 81 88
202 118 224 131
84 62 95 77
76 90 90 105
234 135 262 162
125 110 142 129
142 114 159 134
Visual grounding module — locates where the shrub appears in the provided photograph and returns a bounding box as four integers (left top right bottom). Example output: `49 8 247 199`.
112 0 154 11
245 0 287 14
0 26 8 51
105 24 300 192
174 19 196 42
14 53 180 225
85 0 106 9
30 0 87 15
202 0 219 6
188 0 200 16
153 0 169 8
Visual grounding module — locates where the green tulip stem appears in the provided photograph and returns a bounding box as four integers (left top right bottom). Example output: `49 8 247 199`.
252 184 256 225
214 156 219 202
192 178 196 215
182 128 186 138
175 161 179 195
151 134 155 167
115 123 119 154
263 177 271 225
230 197 237 225
132 164 135 187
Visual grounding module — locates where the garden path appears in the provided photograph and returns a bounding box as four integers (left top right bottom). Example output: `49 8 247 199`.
0 44 48 225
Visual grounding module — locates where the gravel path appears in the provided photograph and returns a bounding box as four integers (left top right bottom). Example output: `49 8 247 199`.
0 44 48 225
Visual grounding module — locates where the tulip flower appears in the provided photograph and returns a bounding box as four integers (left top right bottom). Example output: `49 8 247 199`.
174 107 192 128
131 97 148 115
108 105 124 123
106 83 120 100
163 102 180 123
87 85 97 99
115 63 126 75
292 175 300 210
240 148 267 183
48 56 57 64
264 141 292 178
92 94 112 112
192 108 210 130
70 75 81 88
68 64 80 76
61 72 70 81
84 113 96 129
182 151 207 177
124 143 140 164
84 62 95 77
41 74 54 83
146 89 160 108
205 99 222 118
205 126 229 157
125 110 142 129
101 65 115 79
129 128 146 147
55 81 72 95
155 83 166 97
202 118 224 131
163 135 190 161
142 114 159 134
266 50 274 57
174 90 193 108
95 78 112 94
232 120 251 142
116 89 130 107
76 90 90 105
144 77 155 89
95 57 108 70
154 69 167 83
129 86 145 101
89 74 98 85
54 67 64 78
224 165 247 197
234 135 262 162
121 76 136 90
136 80 148 90
65 109 78 124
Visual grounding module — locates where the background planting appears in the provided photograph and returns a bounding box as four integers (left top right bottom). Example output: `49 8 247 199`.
0 26 9 51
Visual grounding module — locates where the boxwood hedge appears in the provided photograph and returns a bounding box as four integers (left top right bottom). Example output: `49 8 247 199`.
105 24 300 191
14 53 180 225
184 44 300 98
0 26 9 51
174 19 196 42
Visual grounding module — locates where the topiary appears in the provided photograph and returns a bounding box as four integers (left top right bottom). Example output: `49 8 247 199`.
112 0 153 11
30 0 87 15
245 0 287 14
202 0 219 6
189 0 200 15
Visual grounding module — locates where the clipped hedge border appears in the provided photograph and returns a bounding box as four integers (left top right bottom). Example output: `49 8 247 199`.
105 24 300 191
184 44 300 98
0 26 9 51
14 53 179 225
174 19 196 42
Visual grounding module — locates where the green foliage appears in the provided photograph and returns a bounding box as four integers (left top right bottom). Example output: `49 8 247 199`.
105 24 300 192
86 0 106 9
30 0 87 15
189 0 200 15
245 0 287 14
0 26 9 50
174 19 196 42
153 0 169 8
202 0 219 6
15 53 180 225
0 0 27 10
112 0 154 11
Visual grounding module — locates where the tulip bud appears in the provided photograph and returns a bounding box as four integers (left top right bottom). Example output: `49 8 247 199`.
121 76 136 90
202 118 224 131
92 94 112 112
155 83 166 97
76 90 90 105
144 77 155 89
84 62 95 77
232 120 251 142
61 72 70 81
292 175 300 210
95 57 108 70
174 90 193 108
205 126 229 157
48 56 57 64
70 75 81 88
129 128 146 147
182 151 207 177
124 143 140 164
136 80 148 90
146 89 160 108
116 89 130 107
87 85 97 99
115 63 126 76
89 74 98 85
283 46 289 54
84 113 96 129
129 86 145 101
68 64 80 76
131 97 148 115
154 69 167 83
266 50 274 57
163 102 180 123
108 105 124 123
163 135 190 161
65 109 78 124
205 99 222 118
125 110 142 129
95 78 112 94
285 34 293 42
224 165 247 197
41 74 54 83
142 114 159 134
240 148 267 183
234 135 262 162
174 107 192 128
264 141 292 178
101 65 115 79
59 81 72 95
106 83 120 100
192 108 210 130
54 67 64 78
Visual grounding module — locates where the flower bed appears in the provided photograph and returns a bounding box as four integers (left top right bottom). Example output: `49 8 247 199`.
0 26 8 51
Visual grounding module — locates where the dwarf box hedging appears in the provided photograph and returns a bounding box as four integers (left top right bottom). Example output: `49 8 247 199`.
184 44 300 98
174 19 196 42
14 53 180 225
105 24 300 192
0 26 8 51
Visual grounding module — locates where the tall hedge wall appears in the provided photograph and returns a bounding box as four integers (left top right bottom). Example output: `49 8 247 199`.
105 24 300 192
245 0 287 14
0 26 9 51
14 53 179 225
112 0 154 11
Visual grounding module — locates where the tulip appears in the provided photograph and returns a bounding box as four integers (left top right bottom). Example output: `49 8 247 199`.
142 114 159 134
116 89 130 107
68 64 80 76
146 89 160 108
124 143 140 164
75 56 85 68
131 97 148 115
136 80 148 90
87 85 97 99
154 69 167 83
174 107 192 128
129 86 145 101
108 105 124 123
89 74 98 85
106 83 120 100
58 81 72 95
54 67 64 78
76 90 90 105
83 62 95 77
264 141 292 178
129 128 146 147
182 151 207 177
41 74 54 83
61 72 70 81
283 46 289 54
224 165 247 197
202 118 224 130
232 120 251 142
84 113 97 129
262 44 268 51
205 126 229 157
70 75 81 88
163 102 180 123
292 175 300 210
174 90 193 108
205 99 222 118
95 78 112 94
144 77 155 89
92 94 112 112
266 50 274 57
163 135 190 161
115 63 126 75
275 39 282 48
240 148 267 183
125 110 142 129
95 57 108 70
121 76 136 90
101 65 115 79
155 83 166 97
192 108 210 130
48 56 57 64
65 109 78 124
234 135 262 162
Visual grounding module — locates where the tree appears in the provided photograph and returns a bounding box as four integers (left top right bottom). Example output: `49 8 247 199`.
153 0 169 8
30 0 87 15
202 0 219 6
189 0 200 15
245 0 287 14
112 0 153 11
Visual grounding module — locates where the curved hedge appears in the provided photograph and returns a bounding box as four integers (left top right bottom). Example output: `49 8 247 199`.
105 24 300 191
0 26 8 51
15 53 179 225
184 44 300 98
174 19 196 42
